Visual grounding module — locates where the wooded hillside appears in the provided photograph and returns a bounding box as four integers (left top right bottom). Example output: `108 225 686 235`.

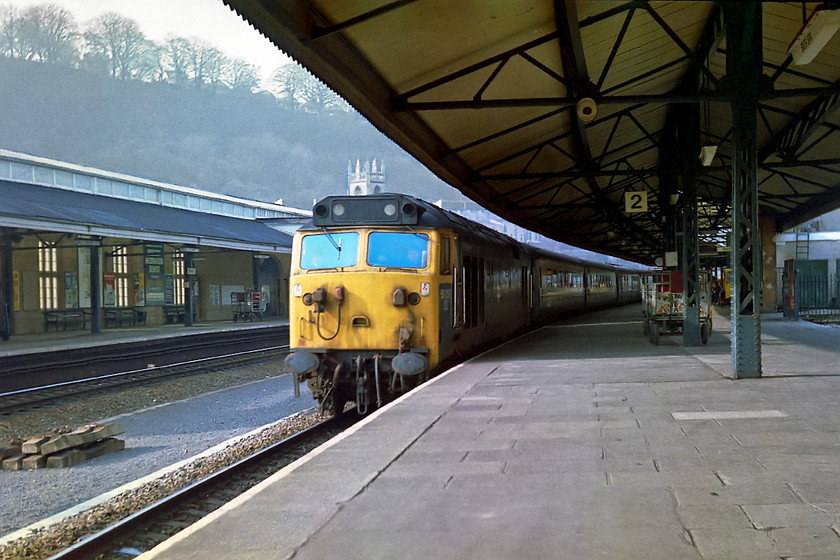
0 57 466 209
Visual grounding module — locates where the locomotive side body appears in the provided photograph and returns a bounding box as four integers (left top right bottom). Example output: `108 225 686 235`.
528 251 586 324
617 270 643 305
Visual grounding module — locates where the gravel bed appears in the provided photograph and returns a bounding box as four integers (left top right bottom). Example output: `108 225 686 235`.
0 359 326 560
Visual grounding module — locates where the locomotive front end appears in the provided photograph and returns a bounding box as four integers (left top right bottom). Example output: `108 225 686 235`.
285 195 442 415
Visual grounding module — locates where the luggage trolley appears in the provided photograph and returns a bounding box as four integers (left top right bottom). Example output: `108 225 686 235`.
231 290 266 322
642 269 712 345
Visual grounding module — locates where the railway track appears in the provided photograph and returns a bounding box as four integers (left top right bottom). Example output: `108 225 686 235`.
0 343 289 417
0 325 290 394
45 415 352 560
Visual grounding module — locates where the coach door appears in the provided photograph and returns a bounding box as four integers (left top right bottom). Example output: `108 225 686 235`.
453 237 464 330
462 253 484 329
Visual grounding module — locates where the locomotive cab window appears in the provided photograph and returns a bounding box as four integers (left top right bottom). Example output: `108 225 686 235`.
367 232 429 268
300 232 359 269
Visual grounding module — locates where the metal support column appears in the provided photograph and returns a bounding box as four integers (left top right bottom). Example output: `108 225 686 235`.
2 235 14 337
184 251 194 327
726 3 762 378
682 104 702 346
89 240 102 334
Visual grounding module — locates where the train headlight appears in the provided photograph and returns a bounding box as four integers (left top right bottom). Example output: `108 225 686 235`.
314 204 329 218
285 351 319 375
407 292 421 305
384 203 397 216
333 203 346 217
302 293 313 305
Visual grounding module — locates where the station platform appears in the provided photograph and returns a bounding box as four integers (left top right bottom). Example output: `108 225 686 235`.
139 304 840 560
0 317 288 359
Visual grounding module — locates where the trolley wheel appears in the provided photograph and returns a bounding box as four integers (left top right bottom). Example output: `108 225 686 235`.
248 313 255 322
700 323 710 345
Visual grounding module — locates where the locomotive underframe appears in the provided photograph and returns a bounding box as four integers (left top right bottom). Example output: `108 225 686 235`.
300 348 430 415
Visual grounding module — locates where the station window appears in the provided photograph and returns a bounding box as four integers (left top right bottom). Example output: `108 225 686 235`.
112 246 129 307
38 241 58 310
172 251 185 305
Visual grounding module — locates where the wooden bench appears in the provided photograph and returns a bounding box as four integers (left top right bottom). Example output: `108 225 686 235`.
104 307 147 328
44 309 89 331
163 305 186 324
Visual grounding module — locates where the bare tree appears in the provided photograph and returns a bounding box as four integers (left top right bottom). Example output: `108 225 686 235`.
84 12 149 79
0 3 79 64
225 58 259 93
134 40 166 82
270 64 348 114
202 45 227 91
0 5 24 58
163 34 191 84
178 37 227 89
270 64 311 111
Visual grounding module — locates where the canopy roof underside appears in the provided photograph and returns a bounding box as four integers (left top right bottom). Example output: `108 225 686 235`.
224 1 840 265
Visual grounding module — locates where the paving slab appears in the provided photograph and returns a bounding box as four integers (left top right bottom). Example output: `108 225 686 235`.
139 305 840 560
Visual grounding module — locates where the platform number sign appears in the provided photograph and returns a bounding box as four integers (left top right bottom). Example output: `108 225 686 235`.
625 190 648 213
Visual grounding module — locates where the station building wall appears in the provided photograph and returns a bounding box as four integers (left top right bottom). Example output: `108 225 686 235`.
4 233 288 335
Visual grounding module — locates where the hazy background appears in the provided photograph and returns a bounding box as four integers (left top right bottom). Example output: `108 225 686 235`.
0 0 477 209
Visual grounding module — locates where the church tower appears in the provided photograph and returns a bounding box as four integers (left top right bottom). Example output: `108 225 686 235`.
347 159 386 195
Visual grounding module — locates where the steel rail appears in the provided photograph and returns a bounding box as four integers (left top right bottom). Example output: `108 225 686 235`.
45 417 344 560
0 343 289 416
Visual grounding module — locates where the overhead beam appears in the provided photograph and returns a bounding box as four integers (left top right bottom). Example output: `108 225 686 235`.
476 169 656 180
758 80 840 163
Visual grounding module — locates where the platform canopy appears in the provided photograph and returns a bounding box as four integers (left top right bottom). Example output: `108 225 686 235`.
223 1 840 265
0 180 294 253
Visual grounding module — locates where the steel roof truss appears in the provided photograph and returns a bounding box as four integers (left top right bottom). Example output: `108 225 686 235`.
595 6 637 92
393 31 563 105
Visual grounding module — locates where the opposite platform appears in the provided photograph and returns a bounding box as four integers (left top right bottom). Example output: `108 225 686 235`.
0 318 288 358
140 305 840 560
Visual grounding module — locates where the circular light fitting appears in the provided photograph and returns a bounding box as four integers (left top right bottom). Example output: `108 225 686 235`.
333 203 345 217
384 203 397 216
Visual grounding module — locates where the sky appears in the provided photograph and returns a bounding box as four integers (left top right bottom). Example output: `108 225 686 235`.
2 0 292 81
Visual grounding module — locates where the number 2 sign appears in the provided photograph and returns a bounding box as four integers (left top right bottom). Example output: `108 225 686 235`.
625 191 648 213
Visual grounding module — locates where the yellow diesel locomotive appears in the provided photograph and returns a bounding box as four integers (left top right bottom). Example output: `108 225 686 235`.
285 194 640 415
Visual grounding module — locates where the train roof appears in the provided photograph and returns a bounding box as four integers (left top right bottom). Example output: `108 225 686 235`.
302 194 517 247
302 194 646 274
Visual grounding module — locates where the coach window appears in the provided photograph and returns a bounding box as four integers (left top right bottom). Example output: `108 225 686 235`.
300 232 359 269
